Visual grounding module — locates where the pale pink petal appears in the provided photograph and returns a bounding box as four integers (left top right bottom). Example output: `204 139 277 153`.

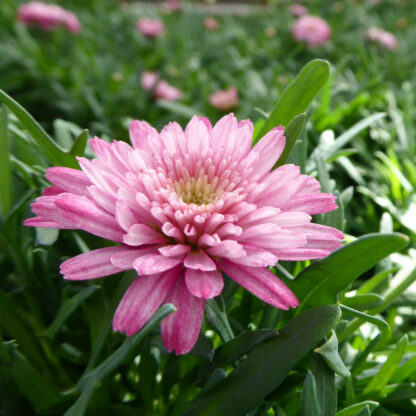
218 259 299 309
123 224 168 246
184 250 216 271
54 193 124 242
210 113 238 149
280 193 338 214
45 167 91 196
205 240 246 259
185 115 210 155
271 248 331 261
110 246 160 269
159 245 191 257
134 254 184 275
61 246 127 280
185 268 223 298
113 266 180 336
249 126 286 177
231 245 278 267
161 274 205 354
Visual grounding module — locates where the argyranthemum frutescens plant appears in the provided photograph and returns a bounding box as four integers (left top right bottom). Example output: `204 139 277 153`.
0 60 412 416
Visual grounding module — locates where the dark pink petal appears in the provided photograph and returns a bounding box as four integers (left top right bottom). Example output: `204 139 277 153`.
218 259 299 309
206 240 246 259
123 224 168 246
113 266 180 336
45 167 91 196
134 254 184 275
184 250 216 271
61 246 127 280
185 268 223 298
30 196 78 229
249 126 286 177
161 275 205 355
54 193 124 242
110 246 160 269
24 217 72 229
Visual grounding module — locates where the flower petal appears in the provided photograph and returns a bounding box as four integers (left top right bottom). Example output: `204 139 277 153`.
134 254 184 275
184 250 216 271
161 274 205 355
113 266 180 336
60 246 126 280
218 259 298 309
123 224 168 246
45 167 91 196
185 268 223 299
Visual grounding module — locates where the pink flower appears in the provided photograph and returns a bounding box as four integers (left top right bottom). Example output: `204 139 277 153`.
141 71 160 91
209 87 238 111
289 4 308 16
17 1 81 33
292 15 331 47
366 27 398 50
25 114 343 355
153 80 182 101
136 18 165 38
204 17 220 31
162 0 181 12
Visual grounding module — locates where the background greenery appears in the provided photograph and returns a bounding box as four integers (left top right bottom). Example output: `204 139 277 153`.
1 0 416 415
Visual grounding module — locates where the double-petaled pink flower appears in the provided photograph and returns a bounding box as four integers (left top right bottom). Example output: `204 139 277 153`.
292 15 331 47
136 18 165 38
209 87 238 111
366 27 398 50
25 114 343 354
17 1 81 33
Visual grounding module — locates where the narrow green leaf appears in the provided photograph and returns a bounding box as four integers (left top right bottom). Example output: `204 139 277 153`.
288 233 408 311
363 335 408 395
255 59 329 140
69 129 89 157
183 305 341 416
336 401 379 416
274 113 306 168
190 333 214 360
382 382 416 403
200 369 227 395
0 105 13 217
350 335 381 374
41 285 100 339
390 355 416 383
354 407 371 416
343 293 384 311
311 353 337 416
360 270 399 296
205 298 234 343
11 350 63 412
314 330 350 377
340 305 389 330
0 89 76 168
302 373 321 416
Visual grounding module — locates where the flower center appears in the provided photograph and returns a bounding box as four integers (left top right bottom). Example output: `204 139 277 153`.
174 177 221 205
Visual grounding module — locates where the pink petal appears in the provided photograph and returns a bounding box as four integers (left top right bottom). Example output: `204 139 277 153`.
54 193 124 242
61 246 127 280
185 115 210 155
184 250 216 271
30 196 77 228
185 268 223 298
231 245 278 267
249 126 286 177
110 246 160 269
210 113 238 150
24 217 72 229
45 167 91 196
218 259 299 309
206 240 246 259
123 224 168 246
159 245 191 257
271 248 331 261
280 193 338 215
161 275 205 354
134 254 184 275
113 266 180 336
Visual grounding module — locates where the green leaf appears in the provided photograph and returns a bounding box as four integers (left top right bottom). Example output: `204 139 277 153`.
41 285 100 339
314 330 350 377
189 333 214 360
341 293 384 311
340 305 389 330
205 298 234 343
183 305 341 416
0 105 13 217
65 304 176 416
310 353 337 416
302 373 321 416
198 329 277 382
274 113 306 168
354 407 371 416
363 335 408 395
11 349 64 412
390 355 416 383
0 89 77 168
255 59 329 140
350 335 381 374
288 233 408 311
336 401 379 416
69 129 89 157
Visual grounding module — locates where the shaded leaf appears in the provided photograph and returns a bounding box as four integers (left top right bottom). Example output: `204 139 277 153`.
302 373 321 416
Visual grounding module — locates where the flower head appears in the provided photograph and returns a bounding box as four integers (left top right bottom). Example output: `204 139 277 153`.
289 4 308 16
25 114 343 355
366 27 398 50
153 80 182 101
209 87 239 112
292 15 331 47
141 71 160 91
136 18 165 38
17 1 81 33
204 17 220 31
